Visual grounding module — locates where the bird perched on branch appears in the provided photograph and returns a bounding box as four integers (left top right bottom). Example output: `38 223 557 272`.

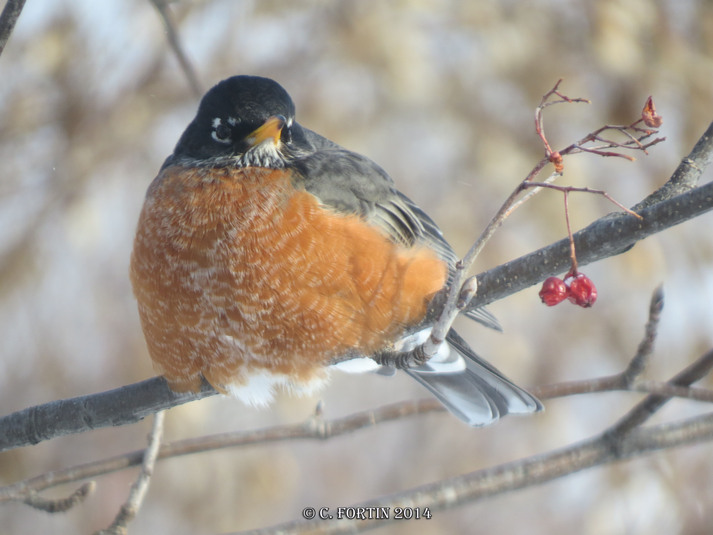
130 75 542 426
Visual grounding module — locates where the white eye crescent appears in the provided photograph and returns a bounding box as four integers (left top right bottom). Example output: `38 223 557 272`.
211 119 232 144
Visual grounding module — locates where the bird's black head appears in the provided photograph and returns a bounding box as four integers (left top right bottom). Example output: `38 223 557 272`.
166 75 298 169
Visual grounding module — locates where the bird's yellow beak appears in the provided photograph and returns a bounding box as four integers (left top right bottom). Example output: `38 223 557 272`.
247 115 285 147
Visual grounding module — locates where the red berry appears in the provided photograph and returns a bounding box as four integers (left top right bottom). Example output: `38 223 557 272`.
539 276 569 306
567 273 597 308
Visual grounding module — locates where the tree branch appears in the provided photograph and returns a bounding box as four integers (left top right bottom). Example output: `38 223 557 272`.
620 285 663 384
231 412 713 535
20 482 95 513
3 349 713 503
96 412 165 534
605 348 713 441
0 377 215 452
0 0 26 58
148 0 203 98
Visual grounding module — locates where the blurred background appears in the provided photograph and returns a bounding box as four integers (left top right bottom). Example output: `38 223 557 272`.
1 0 713 533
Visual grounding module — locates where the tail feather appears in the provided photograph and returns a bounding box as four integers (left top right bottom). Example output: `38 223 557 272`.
405 330 542 427
463 307 503 332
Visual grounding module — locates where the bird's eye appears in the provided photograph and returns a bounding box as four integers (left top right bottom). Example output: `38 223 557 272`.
211 123 232 144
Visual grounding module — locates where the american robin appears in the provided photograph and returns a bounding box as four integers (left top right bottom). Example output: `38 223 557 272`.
130 75 542 426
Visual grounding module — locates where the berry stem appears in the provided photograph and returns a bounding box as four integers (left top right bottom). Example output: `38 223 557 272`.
564 190 579 275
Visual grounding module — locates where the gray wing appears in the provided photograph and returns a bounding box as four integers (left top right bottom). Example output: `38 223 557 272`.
405 330 543 426
288 141 457 265
288 129 499 330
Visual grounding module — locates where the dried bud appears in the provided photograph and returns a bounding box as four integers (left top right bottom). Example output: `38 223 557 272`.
642 96 663 128
549 151 564 173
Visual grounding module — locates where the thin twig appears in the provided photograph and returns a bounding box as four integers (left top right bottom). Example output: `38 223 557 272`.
563 190 577 272
630 380 713 403
566 121 666 161
621 285 664 384
605 349 713 442
0 0 27 58
533 374 713 403
535 79 590 164
503 172 559 218
22 482 95 513
525 182 643 219
149 0 202 98
96 411 165 535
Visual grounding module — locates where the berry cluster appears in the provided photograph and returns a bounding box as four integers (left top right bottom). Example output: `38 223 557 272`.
539 271 597 308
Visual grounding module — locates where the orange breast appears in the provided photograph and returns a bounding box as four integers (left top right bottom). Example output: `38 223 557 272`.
130 165 447 393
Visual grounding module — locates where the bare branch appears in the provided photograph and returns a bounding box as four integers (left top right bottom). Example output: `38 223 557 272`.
0 0 26 58
21 482 95 513
149 0 203 98
535 79 590 167
621 285 664 384
605 348 713 441
534 374 713 404
229 412 713 535
525 182 642 219
0 377 215 453
465 119 713 312
4 355 713 503
636 120 713 208
96 411 165 535
0 400 441 501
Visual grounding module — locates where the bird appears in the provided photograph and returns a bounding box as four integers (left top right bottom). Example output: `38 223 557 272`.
130 75 542 427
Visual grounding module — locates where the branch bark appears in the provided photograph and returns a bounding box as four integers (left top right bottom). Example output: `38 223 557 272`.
0 0 26 58
0 377 215 452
